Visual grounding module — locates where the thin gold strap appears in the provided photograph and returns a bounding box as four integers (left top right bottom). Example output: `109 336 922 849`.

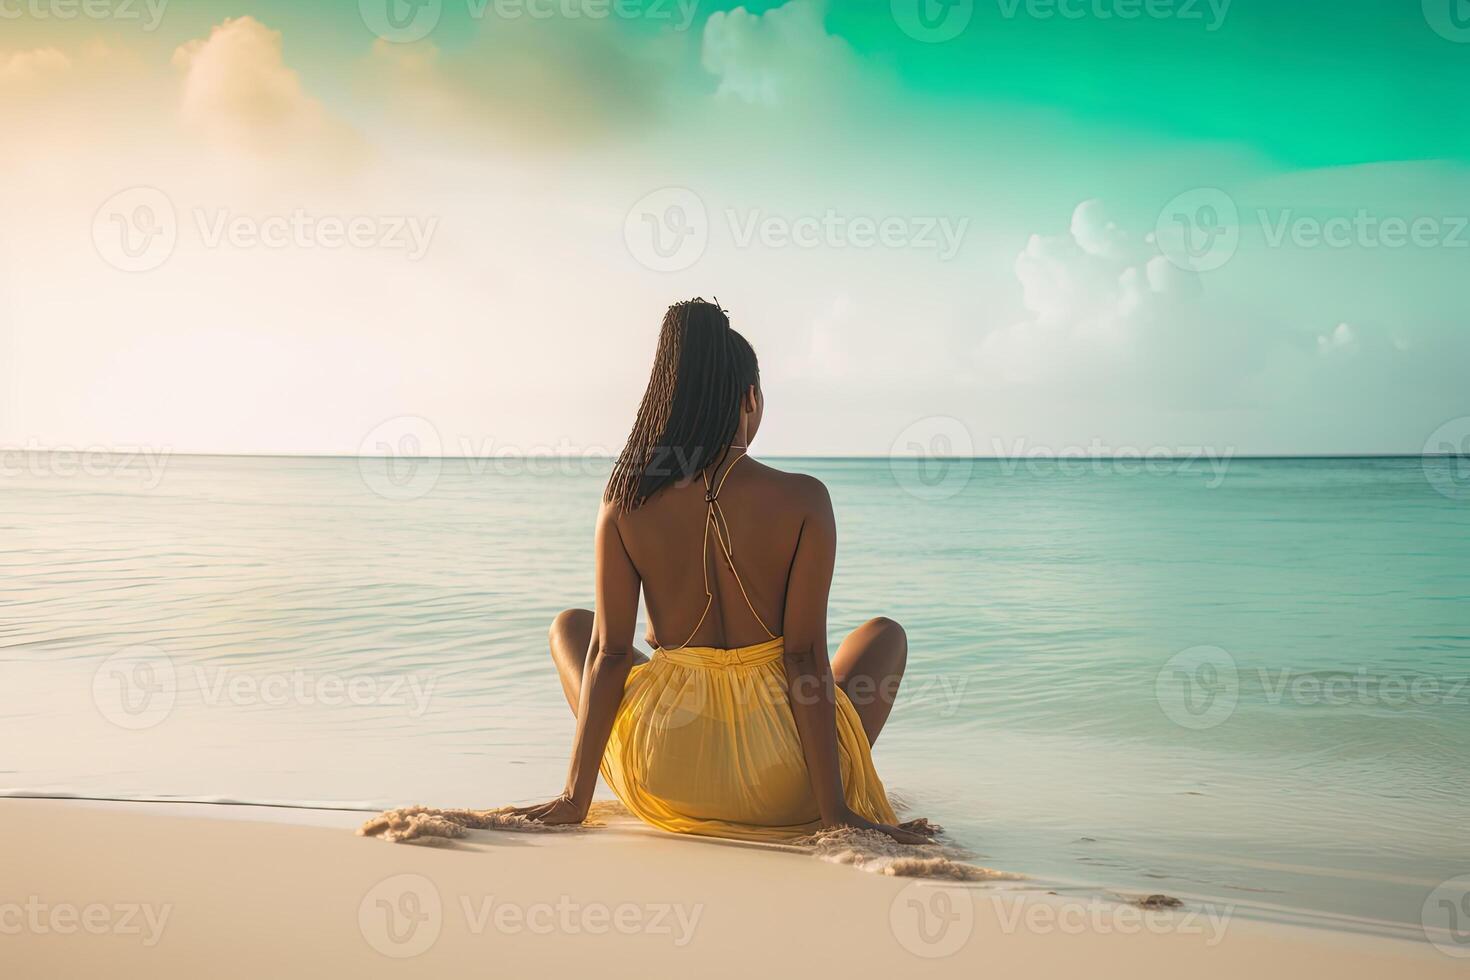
670 452 776 650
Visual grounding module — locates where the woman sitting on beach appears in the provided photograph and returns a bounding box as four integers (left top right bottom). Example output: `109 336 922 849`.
506 298 931 845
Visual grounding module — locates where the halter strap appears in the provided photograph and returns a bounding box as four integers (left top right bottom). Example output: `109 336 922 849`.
666 450 777 651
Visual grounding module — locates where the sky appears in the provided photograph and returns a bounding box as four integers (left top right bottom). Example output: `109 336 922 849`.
1 0 1467 457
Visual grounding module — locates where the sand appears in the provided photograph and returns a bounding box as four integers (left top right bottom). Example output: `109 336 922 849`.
3 798 1459 979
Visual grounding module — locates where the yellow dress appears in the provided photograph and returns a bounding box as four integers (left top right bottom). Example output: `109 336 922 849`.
598 453 897 843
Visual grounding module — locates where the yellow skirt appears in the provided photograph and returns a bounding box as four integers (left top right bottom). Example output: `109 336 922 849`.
599 636 897 842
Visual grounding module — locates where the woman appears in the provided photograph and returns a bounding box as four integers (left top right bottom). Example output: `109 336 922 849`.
508 299 930 845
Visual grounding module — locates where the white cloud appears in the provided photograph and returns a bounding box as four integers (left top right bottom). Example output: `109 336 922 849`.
978 200 1214 386
0 47 71 84
701 0 860 106
1317 322 1358 354
172 17 361 164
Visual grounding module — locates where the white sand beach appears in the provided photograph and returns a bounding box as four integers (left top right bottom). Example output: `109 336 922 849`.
5 798 1459 980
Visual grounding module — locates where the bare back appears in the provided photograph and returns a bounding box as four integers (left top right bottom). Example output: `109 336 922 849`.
614 458 826 650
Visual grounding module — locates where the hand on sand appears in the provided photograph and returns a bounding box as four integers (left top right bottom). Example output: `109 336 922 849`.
830 808 938 846
502 794 588 825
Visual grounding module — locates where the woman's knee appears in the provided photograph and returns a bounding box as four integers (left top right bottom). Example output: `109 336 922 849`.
548 608 593 649
863 616 907 655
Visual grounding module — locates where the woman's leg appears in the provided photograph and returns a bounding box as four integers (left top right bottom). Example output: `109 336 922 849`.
831 616 908 746
548 608 648 714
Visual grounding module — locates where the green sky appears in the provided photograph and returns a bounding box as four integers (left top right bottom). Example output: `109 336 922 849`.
1 0 1467 455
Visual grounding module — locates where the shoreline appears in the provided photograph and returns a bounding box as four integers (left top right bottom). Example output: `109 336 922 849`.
5 796 1457 976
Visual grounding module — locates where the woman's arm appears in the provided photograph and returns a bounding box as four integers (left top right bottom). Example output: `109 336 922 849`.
780 480 848 823
506 501 640 824
781 478 927 843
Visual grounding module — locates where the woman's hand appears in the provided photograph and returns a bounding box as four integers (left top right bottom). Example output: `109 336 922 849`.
828 807 938 845
502 794 588 826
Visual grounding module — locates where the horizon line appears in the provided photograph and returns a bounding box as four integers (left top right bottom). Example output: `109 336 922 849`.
9 450 1460 461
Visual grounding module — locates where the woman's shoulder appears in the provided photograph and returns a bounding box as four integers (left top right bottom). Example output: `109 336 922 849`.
742 460 832 512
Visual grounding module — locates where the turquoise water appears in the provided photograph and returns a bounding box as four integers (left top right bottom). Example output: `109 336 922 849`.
2 454 1467 934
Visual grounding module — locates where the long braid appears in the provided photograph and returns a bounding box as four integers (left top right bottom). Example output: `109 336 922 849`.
606 298 759 512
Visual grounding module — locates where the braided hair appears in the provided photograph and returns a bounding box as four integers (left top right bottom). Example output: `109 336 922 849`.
605 298 760 512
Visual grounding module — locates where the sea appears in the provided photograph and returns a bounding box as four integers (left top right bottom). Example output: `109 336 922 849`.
3 452 1467 939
